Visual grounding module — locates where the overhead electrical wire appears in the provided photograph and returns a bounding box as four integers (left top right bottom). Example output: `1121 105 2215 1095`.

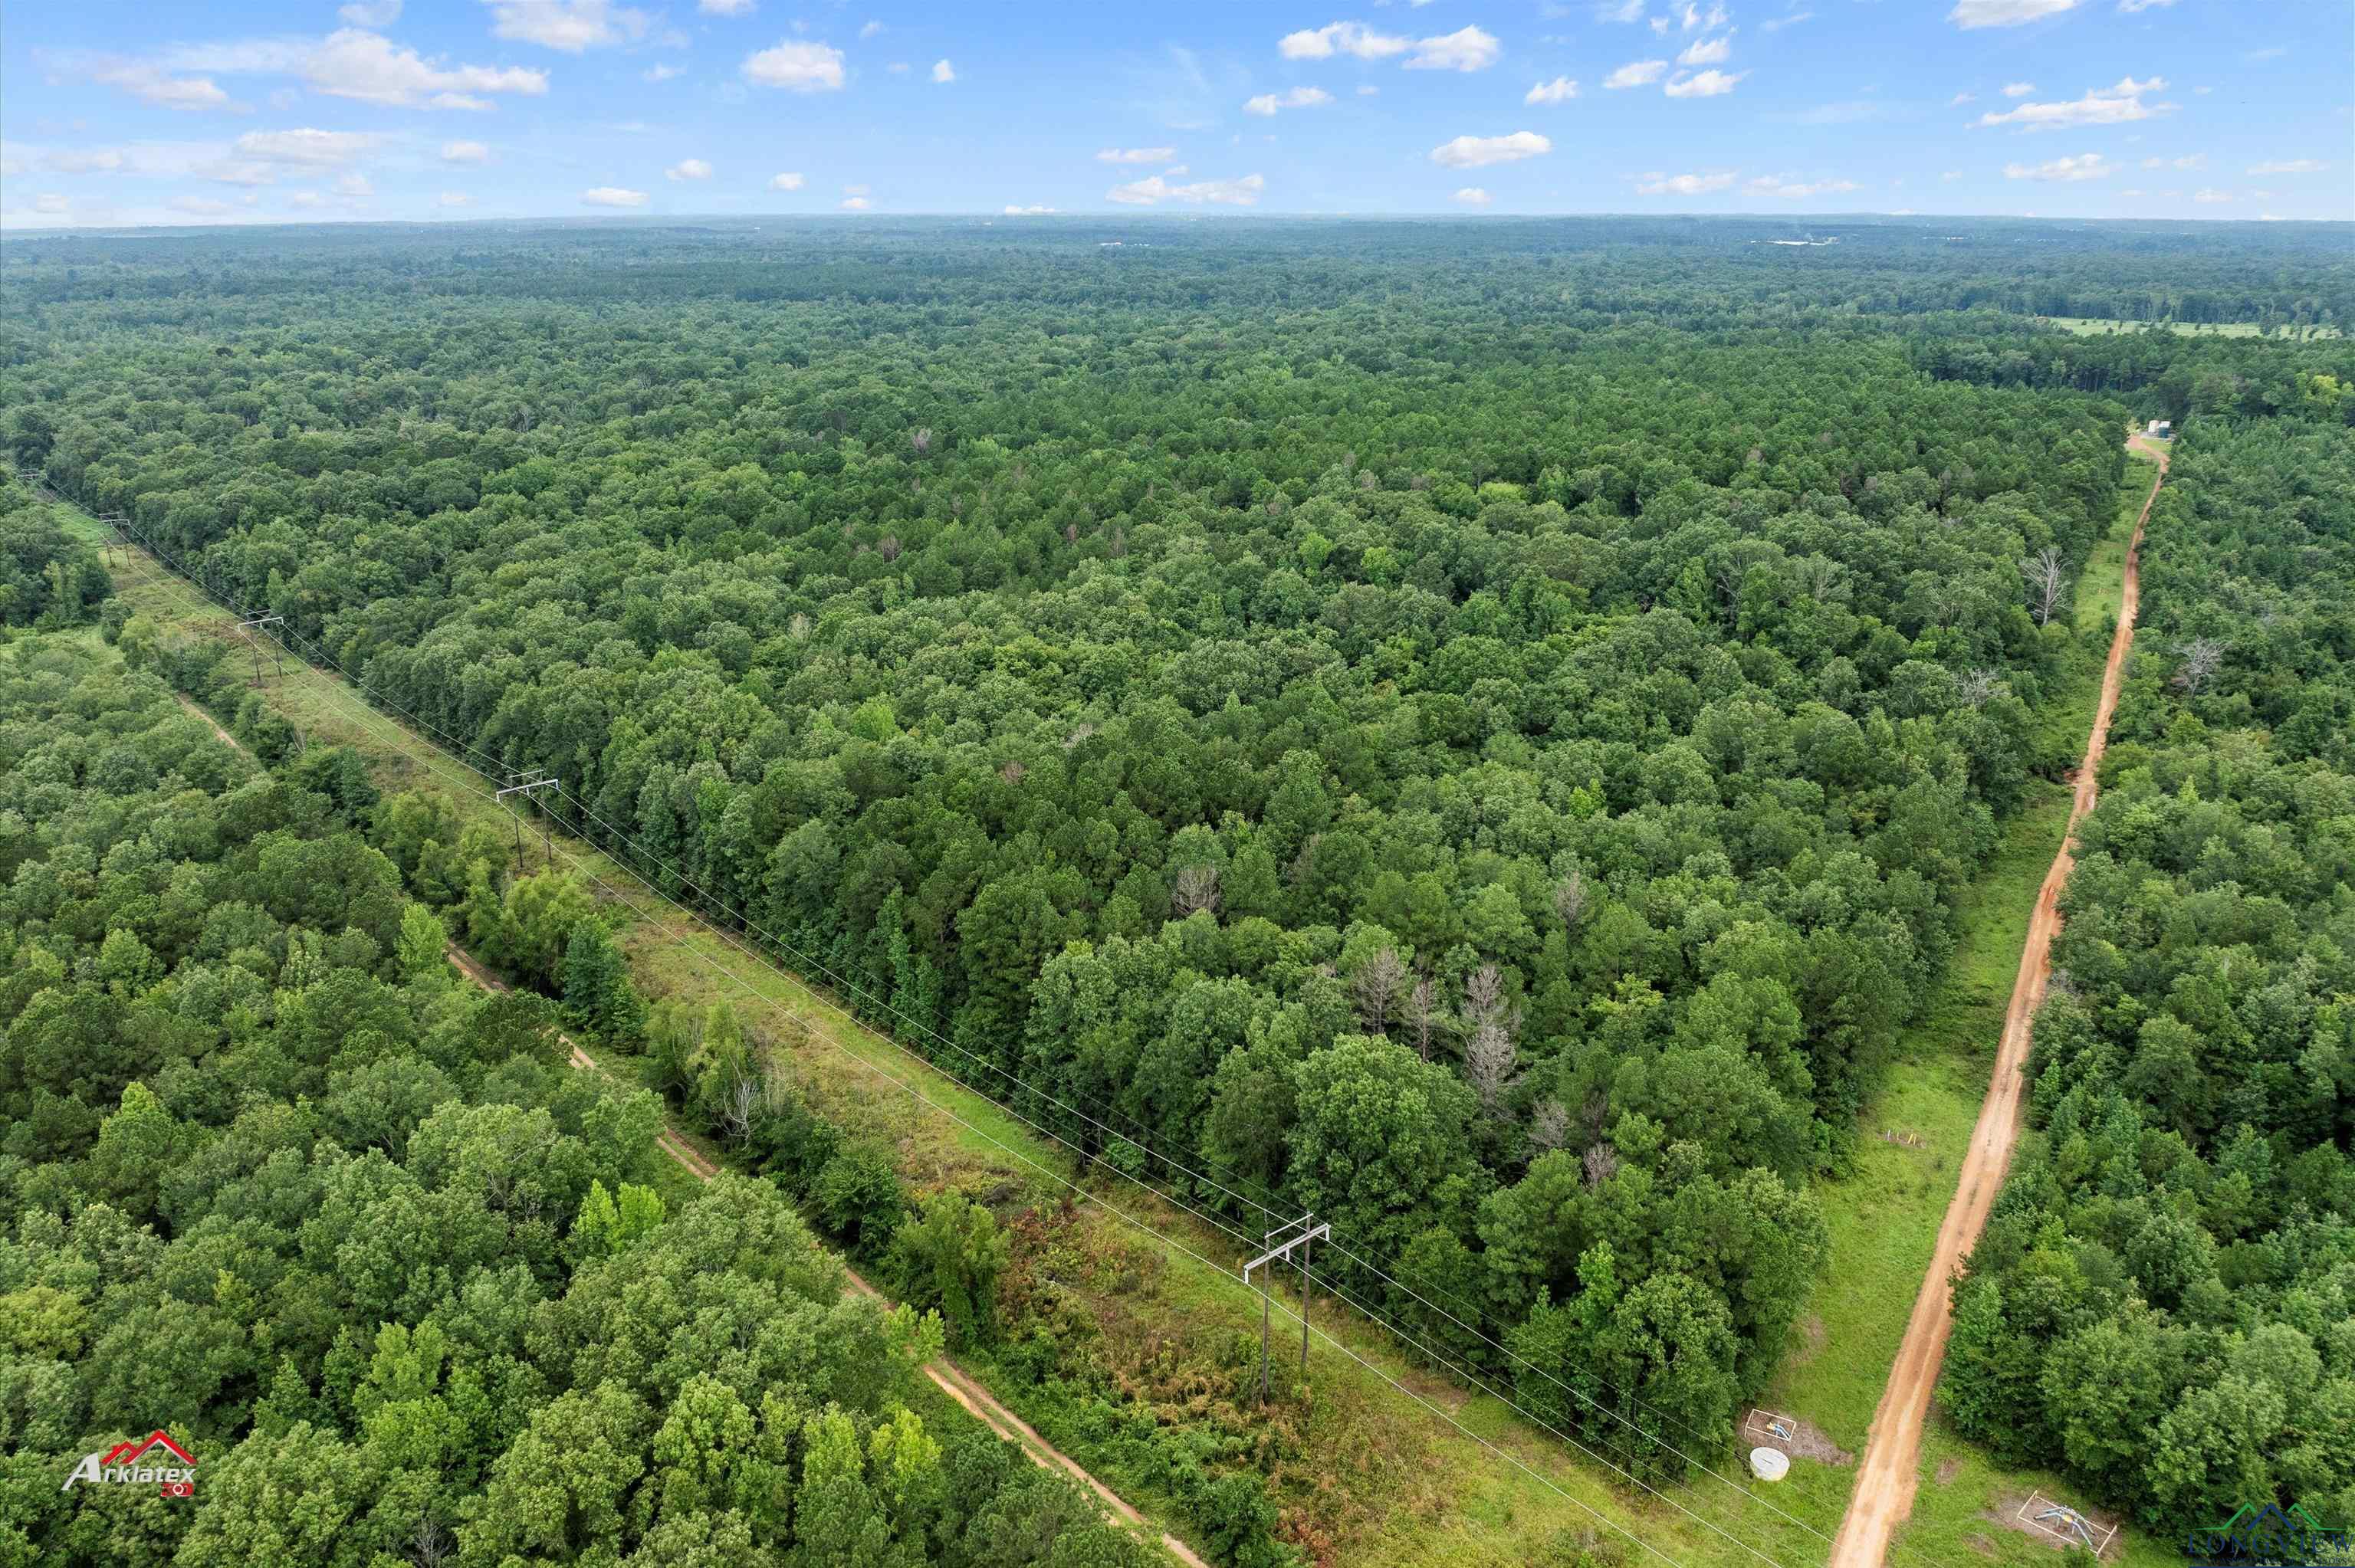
88 499 1891 1568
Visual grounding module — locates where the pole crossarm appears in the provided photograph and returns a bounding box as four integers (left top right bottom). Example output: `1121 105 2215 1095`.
1242 1219 1329 1281
496 774 560 870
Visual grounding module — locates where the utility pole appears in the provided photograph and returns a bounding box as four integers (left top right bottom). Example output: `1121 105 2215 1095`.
236 613 284 686
1242 1212 1328 1402
495 771 558 872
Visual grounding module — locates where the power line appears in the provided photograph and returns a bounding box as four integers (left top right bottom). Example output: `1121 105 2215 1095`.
94 501 1865 1568
99 510 1829 1560
89 518 1699 1568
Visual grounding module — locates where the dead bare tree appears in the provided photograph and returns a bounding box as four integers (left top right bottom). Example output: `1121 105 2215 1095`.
1458 963 1522 1116
717 1068 761 1146
1171 862 1221 918
910 426 933 455
1464 1018 1519 1115
1352 946 1407 1035
1582 1141 1622 1190
1959 668 2005 709
877 534 902 562
1462 962 1506 1030
410 1513 455 1568
1405 974 1442 1061
1530 1099 1570 1153
1552 869 1588 932
2021 547 2070 627
2173 636 2228 694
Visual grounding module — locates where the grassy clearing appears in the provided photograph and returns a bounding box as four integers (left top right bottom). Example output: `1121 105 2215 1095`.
2074 467 2152 637
97 526 1864 1568
2039 315 2341 340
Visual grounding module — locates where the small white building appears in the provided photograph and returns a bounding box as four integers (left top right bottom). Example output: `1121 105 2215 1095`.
2145 418 2173 438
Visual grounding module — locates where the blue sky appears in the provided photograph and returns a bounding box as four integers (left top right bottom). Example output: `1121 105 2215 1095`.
2 0 2347 228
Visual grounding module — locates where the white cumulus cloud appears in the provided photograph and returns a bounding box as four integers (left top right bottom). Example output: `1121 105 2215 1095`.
666 158 712 180
235 128 383 166
581 185 649 205
1278 21 1411 61
484 0 651 52
1095 146 1177 164
1526 75 1580 103
1105 171 1266 205
1634 169 1736 194
1678 34 1733 66
2193 186 2232 202
1747 175 1861 197
1428 130 1552 168
2247 158 2324 174
840 195 872 209
768 171 804 189
1974 75 2173 131
1949 0 2081 26
1003 204 1055 214
931 58 954 83
2002 80 2035 97
438 190 471 206
303 29 548 109
1244 86 1335 115
701 0 755 12
442 139 491 164
742 39 845 90
1604 59 1668 88
1453 186 1492 205
2003 151 2116 180
1406 25 1502 71
90 64 233 112
1664 68 1746 96
340 0 403 22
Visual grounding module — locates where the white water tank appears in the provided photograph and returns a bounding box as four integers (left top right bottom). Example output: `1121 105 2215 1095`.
1749 1447 1791 1483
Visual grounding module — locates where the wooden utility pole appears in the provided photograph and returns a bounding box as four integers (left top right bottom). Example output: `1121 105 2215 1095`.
495 772 558 871
236 613 284 686
1243 1213 1328 1402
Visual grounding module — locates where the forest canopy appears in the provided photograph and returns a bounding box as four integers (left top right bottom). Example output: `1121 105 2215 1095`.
2 215 2350 1553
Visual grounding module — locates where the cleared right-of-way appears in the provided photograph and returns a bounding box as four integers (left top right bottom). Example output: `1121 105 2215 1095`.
1828 428 2169 1568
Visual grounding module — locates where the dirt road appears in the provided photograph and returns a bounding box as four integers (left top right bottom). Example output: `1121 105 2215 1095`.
440 942 1207 1568
1828 431 2167 1568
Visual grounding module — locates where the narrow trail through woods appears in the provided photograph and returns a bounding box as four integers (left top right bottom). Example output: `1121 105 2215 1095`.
439 940 1209 1568
1827 430 2169 1568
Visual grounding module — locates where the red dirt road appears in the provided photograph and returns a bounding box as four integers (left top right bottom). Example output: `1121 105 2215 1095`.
441 942 1206 1568
1827 432 2167 1568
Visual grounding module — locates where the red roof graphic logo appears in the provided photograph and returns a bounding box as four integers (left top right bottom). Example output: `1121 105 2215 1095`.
100 1432 196 1468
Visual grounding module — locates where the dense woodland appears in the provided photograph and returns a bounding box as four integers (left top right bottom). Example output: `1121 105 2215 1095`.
1 218 2350 1553
1943 408 2355 1527
0 637 1170 1567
